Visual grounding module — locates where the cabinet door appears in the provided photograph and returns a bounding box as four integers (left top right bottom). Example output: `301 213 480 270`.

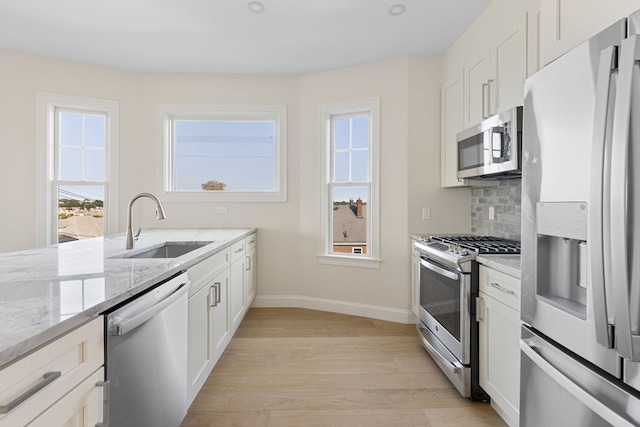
441 71 466 188
410 251 420 317
27 368 105 427
244 246 256 307
0 318 103 427
540 0 640 65
230 257 246 333
187 282 214 405
212 268 230 361
465 53 491 127
478 292 521 426
490 12 528 115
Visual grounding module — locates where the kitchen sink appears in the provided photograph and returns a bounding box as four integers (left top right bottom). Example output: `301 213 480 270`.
116 241 214 259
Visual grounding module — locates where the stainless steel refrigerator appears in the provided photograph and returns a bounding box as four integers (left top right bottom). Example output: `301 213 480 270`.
520 9 640 427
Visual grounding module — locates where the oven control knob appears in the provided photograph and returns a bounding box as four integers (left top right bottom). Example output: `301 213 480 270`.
459 248 468 256
448 244 455 253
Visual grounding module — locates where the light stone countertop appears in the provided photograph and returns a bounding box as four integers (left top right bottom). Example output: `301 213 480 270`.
476 254 521 279
0 228 255 367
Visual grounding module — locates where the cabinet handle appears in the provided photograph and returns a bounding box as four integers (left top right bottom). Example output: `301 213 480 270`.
215 282 221 305
235 246 244 254
476 296 484 322
486 78 494 115
490 282 515 295
95 380 110 427
0 371 62 414
482 82 488 119
209 285 217 308
245 255 251 271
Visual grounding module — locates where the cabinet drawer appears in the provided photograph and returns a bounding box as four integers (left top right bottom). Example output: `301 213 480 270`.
230 239 246 262
245 233 256 251
479 265 520 311
188 249 230 296
0 318 104 426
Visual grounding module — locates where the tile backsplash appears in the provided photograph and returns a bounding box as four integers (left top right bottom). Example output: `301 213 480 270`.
471 179 522 241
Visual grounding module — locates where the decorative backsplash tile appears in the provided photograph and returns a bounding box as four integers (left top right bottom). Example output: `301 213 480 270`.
471 179 522 241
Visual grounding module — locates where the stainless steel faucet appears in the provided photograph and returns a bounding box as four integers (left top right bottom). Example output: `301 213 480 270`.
125 193 166 250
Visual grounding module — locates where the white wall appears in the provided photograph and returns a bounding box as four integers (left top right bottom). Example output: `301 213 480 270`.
0 50 470 322
0 49 143 252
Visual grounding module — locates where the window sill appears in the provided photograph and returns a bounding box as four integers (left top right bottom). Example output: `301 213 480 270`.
317 254 381 269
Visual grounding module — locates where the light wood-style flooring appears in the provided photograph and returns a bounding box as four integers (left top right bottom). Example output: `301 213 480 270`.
181 308 507 426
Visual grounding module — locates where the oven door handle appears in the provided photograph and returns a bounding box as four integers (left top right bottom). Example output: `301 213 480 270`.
420 258 460 281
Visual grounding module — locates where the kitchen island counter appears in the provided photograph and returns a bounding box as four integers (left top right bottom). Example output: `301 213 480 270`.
0 228 255 367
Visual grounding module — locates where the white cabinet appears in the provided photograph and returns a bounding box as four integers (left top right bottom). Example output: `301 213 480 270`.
229 239 246 334
212 268 231 361
477 265 521 427
410 245 420 317
186 248 230 406
464 3 531 128
540 0 640 66
440 0 538 188
0 318 105 427
244 233 257 307
27 368 104 427
440 71 466 188
186 232 257 406
464 51 491 128
490 10 529 116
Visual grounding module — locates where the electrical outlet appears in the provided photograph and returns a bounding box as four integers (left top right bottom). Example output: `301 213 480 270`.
488 206 495 220
422 207 431 220
216 207 228 214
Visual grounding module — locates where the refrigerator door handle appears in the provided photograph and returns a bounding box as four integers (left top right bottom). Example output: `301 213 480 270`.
610 34 640 362
590 44 617 348
520 339 636 427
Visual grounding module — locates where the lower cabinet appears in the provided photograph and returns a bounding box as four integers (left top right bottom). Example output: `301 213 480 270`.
478 265 521 427
0 318 106 427
186 232 257 406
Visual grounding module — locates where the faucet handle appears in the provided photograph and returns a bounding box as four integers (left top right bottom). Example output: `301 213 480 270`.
134 227 141 240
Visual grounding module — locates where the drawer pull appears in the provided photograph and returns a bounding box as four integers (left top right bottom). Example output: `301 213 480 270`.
0 371 62 414
490 282 515 295
95 380 110 427
235 246 244 253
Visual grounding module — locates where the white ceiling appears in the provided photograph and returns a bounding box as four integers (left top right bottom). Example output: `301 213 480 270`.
0 0 492 75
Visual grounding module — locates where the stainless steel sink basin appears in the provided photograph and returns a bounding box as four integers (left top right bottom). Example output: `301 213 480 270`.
118 241 214 259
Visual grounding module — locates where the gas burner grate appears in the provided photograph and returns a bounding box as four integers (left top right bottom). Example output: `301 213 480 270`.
430 235 521 255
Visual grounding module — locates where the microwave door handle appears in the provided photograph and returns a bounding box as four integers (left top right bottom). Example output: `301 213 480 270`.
490 126 504 161
590 44 617 348
610 35 640 361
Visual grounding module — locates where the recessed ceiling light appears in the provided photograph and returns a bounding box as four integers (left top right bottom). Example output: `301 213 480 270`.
248 1 265 13
388 4 406 16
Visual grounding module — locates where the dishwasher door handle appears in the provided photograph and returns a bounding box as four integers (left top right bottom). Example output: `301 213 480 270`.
113 280 191 336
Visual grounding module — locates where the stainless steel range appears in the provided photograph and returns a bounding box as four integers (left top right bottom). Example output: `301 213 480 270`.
412 235 520 400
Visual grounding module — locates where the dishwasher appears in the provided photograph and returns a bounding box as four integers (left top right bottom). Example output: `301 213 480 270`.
104 270 191 427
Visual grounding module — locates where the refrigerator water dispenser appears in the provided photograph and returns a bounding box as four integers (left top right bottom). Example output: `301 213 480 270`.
536 202 588 319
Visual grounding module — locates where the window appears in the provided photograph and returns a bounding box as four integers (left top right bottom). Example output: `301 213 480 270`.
37 94 119 246
319 98 380 268
158 104 287 202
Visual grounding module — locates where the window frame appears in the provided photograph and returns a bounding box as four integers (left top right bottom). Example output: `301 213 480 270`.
36 93 119 247
157 104 287 203
318 98 381 268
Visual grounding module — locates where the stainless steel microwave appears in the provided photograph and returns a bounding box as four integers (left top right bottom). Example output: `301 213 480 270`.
456 106 522 180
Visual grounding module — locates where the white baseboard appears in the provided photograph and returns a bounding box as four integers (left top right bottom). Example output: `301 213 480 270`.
252 295 417 324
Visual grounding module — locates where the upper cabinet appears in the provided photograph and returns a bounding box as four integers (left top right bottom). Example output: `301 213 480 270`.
462 1 540 129
440 71 465 188
440 0 540 188
540 0 640 65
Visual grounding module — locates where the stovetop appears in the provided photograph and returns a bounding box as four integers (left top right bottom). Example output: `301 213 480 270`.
430 235 521 255
413 235 520 270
